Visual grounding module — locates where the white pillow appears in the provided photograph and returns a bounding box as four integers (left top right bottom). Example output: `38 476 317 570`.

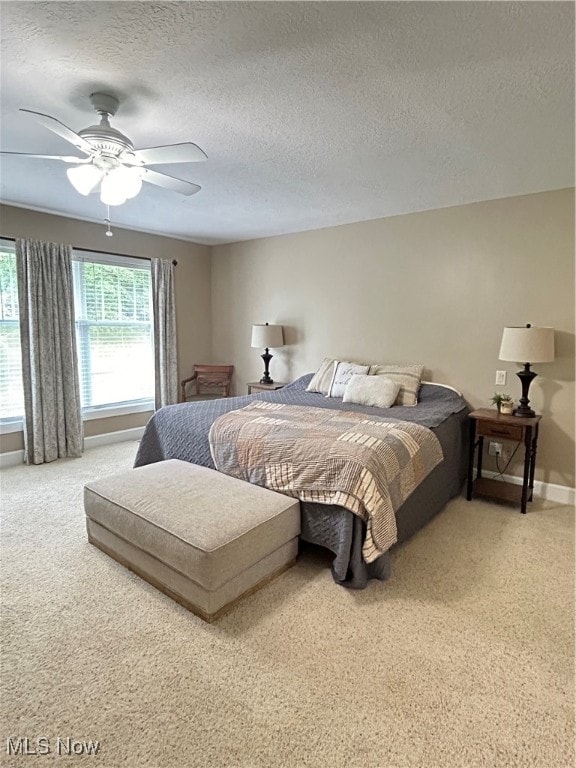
343 375 400 409
306 357 337 395
327 361 370 398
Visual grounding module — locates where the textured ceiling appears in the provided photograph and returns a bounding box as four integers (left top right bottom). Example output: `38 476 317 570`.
0 2 574 245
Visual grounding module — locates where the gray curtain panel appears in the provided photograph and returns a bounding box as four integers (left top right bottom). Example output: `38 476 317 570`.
151 258 178 410
16 238 83 464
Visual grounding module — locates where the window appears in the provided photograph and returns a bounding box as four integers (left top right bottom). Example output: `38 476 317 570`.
73 251 154 412
0 244 154 424
0 240 24 421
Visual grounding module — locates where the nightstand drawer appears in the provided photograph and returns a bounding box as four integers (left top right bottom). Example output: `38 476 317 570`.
476 421 523 441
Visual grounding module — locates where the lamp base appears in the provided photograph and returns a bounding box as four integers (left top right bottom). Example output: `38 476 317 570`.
513 405 536 418
260 349 273 385
513 365 537 418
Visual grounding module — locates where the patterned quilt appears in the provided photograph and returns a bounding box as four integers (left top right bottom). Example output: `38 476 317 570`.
209 401 444 562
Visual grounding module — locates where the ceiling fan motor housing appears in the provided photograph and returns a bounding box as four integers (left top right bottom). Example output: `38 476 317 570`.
78 123 133 156
79 92 133 157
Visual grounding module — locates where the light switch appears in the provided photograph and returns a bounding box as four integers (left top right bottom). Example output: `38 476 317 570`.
495 370 507 386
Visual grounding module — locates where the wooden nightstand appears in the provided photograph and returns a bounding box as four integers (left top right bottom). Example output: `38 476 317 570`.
247 381 286 395
466 408 541 514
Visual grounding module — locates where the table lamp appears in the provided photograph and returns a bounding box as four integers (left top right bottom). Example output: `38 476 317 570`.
498 324 555 417
251 323 284 384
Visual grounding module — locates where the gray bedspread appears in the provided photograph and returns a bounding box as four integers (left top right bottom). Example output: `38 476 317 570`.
134 374 469 588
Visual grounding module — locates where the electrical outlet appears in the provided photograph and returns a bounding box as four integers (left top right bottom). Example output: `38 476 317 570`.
488 441 502 456
495 370 507 386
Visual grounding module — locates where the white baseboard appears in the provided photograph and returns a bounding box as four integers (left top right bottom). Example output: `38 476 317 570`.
84 426 145 449
0 426 145 469
0 450 24 468
482 470 575 506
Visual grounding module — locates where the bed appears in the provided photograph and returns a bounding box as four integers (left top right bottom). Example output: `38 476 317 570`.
134 373 469 588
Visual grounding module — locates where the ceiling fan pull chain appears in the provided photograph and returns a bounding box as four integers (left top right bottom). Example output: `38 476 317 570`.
104 205 113 237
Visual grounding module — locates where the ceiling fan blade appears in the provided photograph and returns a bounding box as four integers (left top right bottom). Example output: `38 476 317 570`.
140 168 201 196
0 151 90 163
129 143 207 166
20 109 93 154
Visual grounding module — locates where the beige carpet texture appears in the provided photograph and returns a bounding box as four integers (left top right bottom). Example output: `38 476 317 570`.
0 442 574 768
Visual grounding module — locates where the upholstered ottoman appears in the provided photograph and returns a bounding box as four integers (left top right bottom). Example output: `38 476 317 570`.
84 459 300 622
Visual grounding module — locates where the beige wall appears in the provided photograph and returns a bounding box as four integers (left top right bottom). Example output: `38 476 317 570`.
3 192 574 488
211 189 575 489
0 204 212 451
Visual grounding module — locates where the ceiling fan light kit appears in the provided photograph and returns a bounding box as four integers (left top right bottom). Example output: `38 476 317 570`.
2 91 207 212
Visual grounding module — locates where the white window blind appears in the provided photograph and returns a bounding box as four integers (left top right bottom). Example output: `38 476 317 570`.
72 251 154 411
0 240 24 420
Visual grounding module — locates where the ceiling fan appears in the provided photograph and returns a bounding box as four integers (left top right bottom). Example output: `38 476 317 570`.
0 92 207 206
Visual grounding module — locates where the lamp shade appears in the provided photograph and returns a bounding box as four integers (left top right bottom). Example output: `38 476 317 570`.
251 324 284 349
107 166 143 200
499 325 555 363
66 164 104 196
100 173 128 206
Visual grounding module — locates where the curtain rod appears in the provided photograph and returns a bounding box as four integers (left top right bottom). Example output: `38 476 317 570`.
1 237 178 266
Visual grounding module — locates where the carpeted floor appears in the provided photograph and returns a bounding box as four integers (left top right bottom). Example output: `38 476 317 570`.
0 442 574 768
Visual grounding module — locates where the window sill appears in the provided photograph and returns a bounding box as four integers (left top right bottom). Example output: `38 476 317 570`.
0 401 154 432
0 418 23 434
82 400 154 421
